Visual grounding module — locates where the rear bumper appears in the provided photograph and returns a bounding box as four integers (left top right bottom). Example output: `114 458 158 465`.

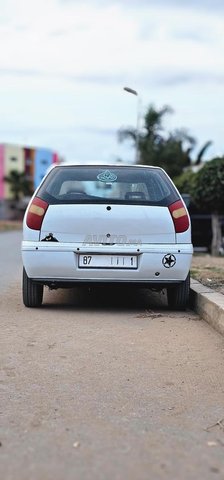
21 241 193 284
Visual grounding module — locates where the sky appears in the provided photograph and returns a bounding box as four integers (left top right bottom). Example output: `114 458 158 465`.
0 0 224 163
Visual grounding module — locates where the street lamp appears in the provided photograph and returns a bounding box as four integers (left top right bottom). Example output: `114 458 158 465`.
123 86 141 163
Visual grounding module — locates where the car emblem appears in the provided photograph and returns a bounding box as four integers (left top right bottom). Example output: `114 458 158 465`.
97 170 117 182
162 254 176 268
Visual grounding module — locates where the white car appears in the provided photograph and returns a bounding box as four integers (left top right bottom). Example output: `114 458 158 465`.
22 164 193 309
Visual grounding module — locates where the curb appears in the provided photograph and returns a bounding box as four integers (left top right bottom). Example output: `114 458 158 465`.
190 279 224 336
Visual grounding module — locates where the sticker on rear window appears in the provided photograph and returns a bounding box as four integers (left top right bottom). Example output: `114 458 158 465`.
97 170 117 182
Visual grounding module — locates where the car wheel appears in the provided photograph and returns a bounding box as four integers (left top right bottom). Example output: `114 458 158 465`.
167 273 190 310
22 268 43 308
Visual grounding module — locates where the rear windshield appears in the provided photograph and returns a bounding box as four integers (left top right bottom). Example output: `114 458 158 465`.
37 166 179 206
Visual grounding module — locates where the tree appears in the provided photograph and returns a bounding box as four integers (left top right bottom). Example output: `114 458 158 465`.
191 157 224 255
118 105 194 177
173 170 197 195
4 170 32 201
118 104 212 179
194 141 213 166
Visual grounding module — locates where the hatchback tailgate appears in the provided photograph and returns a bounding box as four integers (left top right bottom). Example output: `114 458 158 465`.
40 204 176 244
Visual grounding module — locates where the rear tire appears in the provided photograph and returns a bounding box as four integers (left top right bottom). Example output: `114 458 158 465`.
167 273 190 310
22 268 43 308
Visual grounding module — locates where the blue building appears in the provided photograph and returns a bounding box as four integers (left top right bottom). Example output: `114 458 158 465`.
34 148 54 190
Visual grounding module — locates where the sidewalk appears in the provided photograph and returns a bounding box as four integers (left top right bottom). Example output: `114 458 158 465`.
190 254 224 336
190 279 224 336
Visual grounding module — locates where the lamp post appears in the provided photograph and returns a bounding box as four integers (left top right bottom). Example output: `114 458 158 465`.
123 86 141 163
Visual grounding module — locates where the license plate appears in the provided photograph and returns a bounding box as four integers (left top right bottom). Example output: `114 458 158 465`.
78 254 137 269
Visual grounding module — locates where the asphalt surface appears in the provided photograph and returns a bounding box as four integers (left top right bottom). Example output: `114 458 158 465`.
1 231 224 480
0 230 22 292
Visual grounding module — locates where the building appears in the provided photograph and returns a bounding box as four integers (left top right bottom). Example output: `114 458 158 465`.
0 143 60 219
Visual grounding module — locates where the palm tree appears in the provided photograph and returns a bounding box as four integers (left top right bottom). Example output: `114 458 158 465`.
118 104 212 178
4 170 32 200
118 104 195 178
194 141 213 166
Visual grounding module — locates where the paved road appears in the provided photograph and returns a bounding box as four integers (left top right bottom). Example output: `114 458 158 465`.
1 231 224 479
0 230 23 292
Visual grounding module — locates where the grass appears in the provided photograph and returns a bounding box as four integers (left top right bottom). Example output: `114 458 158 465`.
191 254 224 292
0 220 22 232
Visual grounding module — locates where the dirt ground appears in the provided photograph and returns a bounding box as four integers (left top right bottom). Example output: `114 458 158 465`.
0 220 22 232
191 254 224 294
2 231 224 480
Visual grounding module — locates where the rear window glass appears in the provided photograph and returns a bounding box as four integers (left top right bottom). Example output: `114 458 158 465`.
37 166 179 206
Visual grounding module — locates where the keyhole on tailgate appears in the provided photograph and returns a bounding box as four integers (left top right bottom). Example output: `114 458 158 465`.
106 206 111 211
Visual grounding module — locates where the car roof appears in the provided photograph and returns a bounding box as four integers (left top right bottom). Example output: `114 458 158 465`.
52 163 162 170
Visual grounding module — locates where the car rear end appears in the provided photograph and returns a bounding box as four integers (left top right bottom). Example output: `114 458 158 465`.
22 164 193 308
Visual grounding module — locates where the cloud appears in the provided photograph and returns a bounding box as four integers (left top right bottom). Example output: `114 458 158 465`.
0 67 127 85
0 0 223 87
171 30 210 44
0 67 45 77
0 0 224 162
64 70 224 88
1 65 224 89
154 71 224 87
65 73 127 85
60 0 224 11
0 124 116 136
49 28 68 37
78 126 116 136
147 0 224 10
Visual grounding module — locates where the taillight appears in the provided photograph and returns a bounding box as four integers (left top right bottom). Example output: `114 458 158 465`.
168 200 189 233
26 197 48 230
